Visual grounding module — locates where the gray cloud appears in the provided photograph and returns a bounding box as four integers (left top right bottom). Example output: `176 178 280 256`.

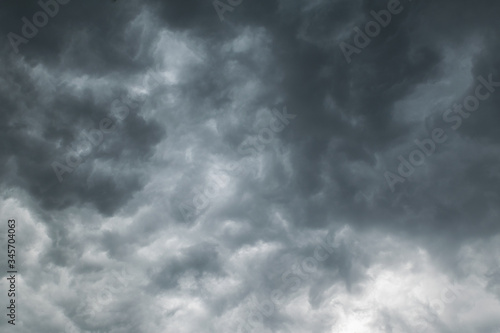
0 0 499 332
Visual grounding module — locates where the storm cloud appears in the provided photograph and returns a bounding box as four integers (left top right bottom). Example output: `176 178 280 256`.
0 0 499 332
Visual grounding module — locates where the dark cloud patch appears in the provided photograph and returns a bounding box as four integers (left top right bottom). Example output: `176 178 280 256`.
150 242 223 292
0 46 165 218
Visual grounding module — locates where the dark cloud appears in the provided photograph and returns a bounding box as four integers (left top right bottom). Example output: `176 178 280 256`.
1 0 499 332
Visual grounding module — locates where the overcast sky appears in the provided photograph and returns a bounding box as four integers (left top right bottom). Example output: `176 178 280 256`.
1 0 500 332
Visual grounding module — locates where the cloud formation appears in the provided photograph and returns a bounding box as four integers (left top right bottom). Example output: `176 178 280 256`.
0 0 499 332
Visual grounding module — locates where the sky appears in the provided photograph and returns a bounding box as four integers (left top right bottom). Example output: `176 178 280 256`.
0 0 499 332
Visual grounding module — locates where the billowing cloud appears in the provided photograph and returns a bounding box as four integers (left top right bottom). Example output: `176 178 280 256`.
0 0 499 332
